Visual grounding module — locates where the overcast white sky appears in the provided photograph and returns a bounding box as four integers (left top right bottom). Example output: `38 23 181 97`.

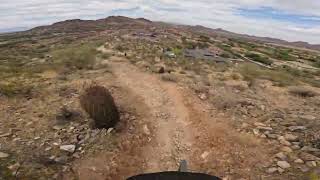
1 0 320 44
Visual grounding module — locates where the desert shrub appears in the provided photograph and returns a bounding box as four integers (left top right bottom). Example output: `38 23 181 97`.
220 53 231 58
274 50 296 61
199 35 210 42
289 86 319 97
210 90 241 110
100 53 111 59
239 64 297 86
161 73 179 82
245 53 273 65
0 82 34 97
115 45 128 52
80 85 119 129
52 44 97 69
313 60 320 68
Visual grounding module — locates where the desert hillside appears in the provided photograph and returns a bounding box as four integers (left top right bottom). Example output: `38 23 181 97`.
0 16 320 180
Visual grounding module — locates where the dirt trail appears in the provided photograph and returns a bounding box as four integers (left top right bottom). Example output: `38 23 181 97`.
110 60 193 172
66 57 272 180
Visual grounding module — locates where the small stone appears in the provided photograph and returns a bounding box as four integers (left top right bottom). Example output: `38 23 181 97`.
8 163 20 171
275 152 287 160
107 128 114 134
306 161 317 167
45 147 52 151
72 153 80 159
143 125 150 135
260 134 267 138
294 159 304 164
301 146 320 152
266 134 278 139
257 126 273 131
0 133 11 138
291 145 301 150
284 134 298 142
252 129 259 135
299 152 319 161
277 167 285 173
299 165 310 172
60 145 76 153
53 125 64 130
280 139 291 146
281 146 293 153
0 152 9 158
201 151 210 159
288 126 306 132
277 161 291 169
254 122 266 127
241 123 249 129
266 167 278 174
199 93 207 100
55 156 68 164
300 115 316 121
34 137 40 140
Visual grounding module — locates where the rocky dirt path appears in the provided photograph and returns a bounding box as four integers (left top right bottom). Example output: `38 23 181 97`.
65 56 274 180
110 60 194 173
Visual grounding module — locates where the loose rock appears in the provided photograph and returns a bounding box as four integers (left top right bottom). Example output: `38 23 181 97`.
143 125 151 135
288 126 306 132
294 159 304 164
301 146 320 152
281 146 293 153
284 134 298 142
279 139 291 146
0 152 9 158
277 161 291 169
299 152 320 161
275 152 287 160
277 167 285 173
306 161 317 167
60 145 76 153
266 167 278 174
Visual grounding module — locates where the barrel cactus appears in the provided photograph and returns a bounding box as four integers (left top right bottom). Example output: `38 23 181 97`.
80 85 119 129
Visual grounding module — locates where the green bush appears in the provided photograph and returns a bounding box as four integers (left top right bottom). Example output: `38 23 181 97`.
313 60 320 68
239 64 297 86
245 53 273 65
275 50 296 61
52 44 97 69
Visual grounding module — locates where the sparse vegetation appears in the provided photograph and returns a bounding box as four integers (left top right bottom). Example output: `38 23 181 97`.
238 64 297 86
52 44 97 69
245 53 273 65
161 73 179 82
289 86 319 97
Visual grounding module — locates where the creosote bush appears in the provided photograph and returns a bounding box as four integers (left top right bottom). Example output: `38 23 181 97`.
80 84 119 129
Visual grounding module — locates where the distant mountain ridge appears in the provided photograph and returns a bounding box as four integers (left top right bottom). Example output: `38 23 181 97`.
18 16 320 51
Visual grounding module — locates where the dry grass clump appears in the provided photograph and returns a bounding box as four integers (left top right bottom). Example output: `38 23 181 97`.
0 82 34 98
161 73 179 82
80 84 119 129
289 86 319 98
